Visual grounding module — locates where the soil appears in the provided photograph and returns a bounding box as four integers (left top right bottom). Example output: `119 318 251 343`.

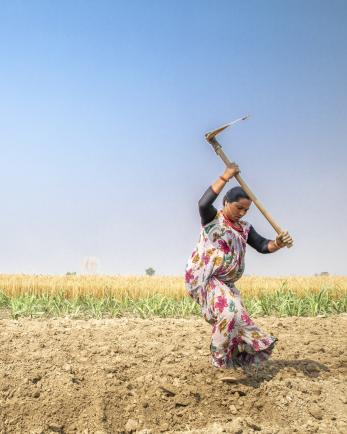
0 314 346 434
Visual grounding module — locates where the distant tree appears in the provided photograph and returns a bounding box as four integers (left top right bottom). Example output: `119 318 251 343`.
66 272 77 276
320 271 329 276
145 267 155 276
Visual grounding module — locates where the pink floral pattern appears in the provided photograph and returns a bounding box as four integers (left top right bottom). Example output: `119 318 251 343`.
201 253 210 265
185 211 277 368
185 269 194 283
241 311 254 326
218 239 230 254
215 296 228 313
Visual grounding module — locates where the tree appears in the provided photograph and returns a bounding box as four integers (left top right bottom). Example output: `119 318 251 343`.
145 267 155 276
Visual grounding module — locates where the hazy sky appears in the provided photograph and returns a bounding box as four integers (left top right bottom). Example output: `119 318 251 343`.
0 0 346 276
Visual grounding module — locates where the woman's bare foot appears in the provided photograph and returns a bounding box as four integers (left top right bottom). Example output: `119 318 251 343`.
216 368 246 383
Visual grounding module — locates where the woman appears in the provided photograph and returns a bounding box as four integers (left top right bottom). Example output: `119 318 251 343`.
185 164 293 370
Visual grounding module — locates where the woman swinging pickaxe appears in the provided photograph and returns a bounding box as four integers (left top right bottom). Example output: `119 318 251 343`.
205 116 293 248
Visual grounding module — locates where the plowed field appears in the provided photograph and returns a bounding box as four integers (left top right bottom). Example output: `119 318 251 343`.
0 315 346 434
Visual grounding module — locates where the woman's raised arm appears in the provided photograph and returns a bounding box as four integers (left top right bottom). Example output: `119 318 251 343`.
198 163 240 225
211 163 240 194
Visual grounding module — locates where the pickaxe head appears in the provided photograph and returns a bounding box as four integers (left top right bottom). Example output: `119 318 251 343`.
205 115 250 144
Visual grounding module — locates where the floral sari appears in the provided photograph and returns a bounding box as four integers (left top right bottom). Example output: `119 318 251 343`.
185 211 276 368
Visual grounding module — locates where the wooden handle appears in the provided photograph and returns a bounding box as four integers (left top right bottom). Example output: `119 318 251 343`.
216 146 283 235
234 173 282 234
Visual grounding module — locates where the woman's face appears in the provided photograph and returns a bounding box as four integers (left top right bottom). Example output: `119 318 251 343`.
223 198 252 222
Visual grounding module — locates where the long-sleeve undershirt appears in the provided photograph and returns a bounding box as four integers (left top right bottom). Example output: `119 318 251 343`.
198 186 271 254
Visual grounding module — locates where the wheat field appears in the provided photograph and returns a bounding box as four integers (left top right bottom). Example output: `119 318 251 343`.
0 274 345 300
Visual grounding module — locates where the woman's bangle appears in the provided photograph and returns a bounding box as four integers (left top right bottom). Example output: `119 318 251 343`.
220 175 228 183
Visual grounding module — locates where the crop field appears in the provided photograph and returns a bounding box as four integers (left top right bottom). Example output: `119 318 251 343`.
0 275 346 434
0 274 346 319
1 274 346 299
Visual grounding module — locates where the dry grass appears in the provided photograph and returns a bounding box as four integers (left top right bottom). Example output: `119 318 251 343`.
0 274 345 300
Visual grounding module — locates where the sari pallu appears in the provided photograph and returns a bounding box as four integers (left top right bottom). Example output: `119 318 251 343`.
185 211 277 368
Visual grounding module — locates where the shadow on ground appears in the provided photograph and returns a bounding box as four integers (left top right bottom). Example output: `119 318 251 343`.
238 358 329 388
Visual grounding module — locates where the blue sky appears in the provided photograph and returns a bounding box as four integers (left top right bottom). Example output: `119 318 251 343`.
0 0 346 275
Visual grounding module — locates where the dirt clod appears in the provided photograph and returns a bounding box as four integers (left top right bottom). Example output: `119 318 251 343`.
125 418 139 433
229 404 237 415
48 424 64 433
308 404 323 420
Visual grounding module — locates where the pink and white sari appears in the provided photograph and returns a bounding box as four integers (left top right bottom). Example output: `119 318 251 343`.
185 211 276 368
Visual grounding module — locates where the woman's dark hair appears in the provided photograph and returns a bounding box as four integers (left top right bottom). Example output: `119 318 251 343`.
223 186 250 206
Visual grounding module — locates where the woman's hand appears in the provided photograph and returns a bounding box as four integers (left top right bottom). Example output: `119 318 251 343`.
223 163 240 181
275 230 293 248
211 163 240 195
268 230 293 252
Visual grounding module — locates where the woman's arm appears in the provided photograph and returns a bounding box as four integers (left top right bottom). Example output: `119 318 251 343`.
267 240 282 253
198 164 240 225
248 227 293 253
247 226 271 253
211 164 240 194
198 187 218 225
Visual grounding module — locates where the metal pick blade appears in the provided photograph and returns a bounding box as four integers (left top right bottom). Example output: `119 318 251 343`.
205 115 250 141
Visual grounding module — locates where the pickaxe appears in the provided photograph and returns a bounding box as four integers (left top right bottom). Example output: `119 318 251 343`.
205 116 292 247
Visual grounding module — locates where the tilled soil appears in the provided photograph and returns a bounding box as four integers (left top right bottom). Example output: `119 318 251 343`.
0 314 346 434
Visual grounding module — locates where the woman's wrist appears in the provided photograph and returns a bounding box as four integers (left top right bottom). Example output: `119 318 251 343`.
268 240 282 253
274 239 281 249
211 175 229 194
220 175 229 183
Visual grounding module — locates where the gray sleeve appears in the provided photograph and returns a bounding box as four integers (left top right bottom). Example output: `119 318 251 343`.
198 186 218 226
247 225 270 253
